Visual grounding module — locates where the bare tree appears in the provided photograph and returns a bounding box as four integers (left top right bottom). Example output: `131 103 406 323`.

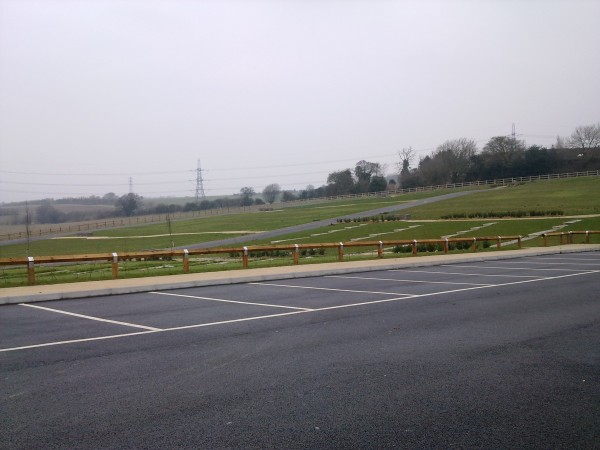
398 147 415 174
239 187 255 206
397 147 415 188
482 136 526 163
568 123 600 149
435 138 478 183
262 183 281 204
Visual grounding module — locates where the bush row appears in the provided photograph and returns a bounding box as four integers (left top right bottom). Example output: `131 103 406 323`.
228 249 326 258
336 214 409 223
392 240 491 253
440 210 563 219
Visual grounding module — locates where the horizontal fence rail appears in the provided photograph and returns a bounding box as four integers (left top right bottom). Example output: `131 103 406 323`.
1 235 527 286
541 230 600 246
2 169 599 242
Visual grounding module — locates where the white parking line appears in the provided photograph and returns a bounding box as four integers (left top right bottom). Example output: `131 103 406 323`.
150 291 314 311
390 269 540 278
20 304 162 331
536 256 600 262
327 275 493 287
3 268 598 353
250 282 416 297
488 260 600 266
0 311 307 353
0 330 158 353
442 264 588 272
312 270 600 311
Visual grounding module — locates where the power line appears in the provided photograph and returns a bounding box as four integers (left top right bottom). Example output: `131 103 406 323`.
0 169 195 176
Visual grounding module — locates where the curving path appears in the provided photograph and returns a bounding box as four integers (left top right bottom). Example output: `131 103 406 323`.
182 189 483 249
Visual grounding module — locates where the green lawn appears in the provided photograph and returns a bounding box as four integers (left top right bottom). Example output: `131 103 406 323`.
0 190 465 258
1 177 599 287
399 177 600 219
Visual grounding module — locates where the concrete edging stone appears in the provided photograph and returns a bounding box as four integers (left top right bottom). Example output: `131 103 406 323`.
1 245 598 305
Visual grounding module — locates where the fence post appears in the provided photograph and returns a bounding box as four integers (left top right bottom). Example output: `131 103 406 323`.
542 233 547 247
560 232 565 245
444 238 449 254
497 236 501 249
412 240 417 256
112 253 119 279
183 249 189 273
471 237 477 252
27 256 35 285
242 247 249 268
568 231 573 244
338 242 344 261
294 244 299 265
586 231 590 244
378 241 383 258
517 236 522 249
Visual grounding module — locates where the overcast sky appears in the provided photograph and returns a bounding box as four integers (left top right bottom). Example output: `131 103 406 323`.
1 0 599 202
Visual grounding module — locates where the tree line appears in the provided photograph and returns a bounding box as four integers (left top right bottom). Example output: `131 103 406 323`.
5 122 598 224
399 122 600 189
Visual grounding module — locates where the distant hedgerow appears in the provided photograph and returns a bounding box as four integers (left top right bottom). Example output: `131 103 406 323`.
440 210 563 219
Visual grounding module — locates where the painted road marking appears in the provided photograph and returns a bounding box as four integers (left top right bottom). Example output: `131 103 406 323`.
0 330 157 353
20 303 162 331
327 275 493 287
486 260 600 267
3 268 598 353
390 269 540 278
0 311 306 353
442 264 589 272
150 291 314 311
250 282 416 297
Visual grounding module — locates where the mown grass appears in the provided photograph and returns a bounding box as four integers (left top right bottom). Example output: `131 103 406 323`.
0 243 522 288
400 177 600 219
1 178 599 287
0 189 465 258
239 216 600 247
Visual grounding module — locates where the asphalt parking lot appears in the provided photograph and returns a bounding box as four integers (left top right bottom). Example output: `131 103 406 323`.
2 251 599 448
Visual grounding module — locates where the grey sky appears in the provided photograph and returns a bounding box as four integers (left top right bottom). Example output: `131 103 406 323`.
1 0 599 202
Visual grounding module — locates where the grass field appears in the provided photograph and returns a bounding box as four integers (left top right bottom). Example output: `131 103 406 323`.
1 177 599 287
400 177 600 219
0 190 459 258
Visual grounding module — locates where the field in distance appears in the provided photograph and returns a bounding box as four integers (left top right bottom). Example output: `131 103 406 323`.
1 177 599 259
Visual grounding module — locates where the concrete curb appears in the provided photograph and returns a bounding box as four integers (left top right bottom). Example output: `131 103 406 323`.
1 245 599 305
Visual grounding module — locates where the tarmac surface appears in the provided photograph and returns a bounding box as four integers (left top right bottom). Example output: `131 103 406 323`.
1 245 599 448
2 244 599 305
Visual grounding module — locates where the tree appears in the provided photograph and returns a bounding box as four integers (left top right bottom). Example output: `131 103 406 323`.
262 183 281 204
434 138 477 183
326 169 355 196
568 123 600 149
481 136 526 178
397 147 415 188
36 203 66 224
354 160 382 193
102 192 118 204
116 193 143 216
417 154 447 185
281 190 297 202
368 176 388 192
302 184 316 199
239 187 255 206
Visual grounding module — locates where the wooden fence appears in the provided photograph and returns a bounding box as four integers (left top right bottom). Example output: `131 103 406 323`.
1 235 524 286
541 230 600 246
